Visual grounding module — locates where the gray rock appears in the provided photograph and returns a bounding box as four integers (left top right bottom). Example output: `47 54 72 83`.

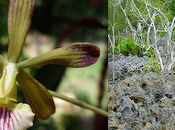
109 72 175 130
108 54 149 91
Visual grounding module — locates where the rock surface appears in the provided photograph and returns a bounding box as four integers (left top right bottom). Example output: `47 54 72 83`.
108 54 149 91
108 54 175 130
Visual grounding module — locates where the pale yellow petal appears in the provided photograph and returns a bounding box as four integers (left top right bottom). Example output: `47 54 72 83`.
7 0 35 63
0 62 18 104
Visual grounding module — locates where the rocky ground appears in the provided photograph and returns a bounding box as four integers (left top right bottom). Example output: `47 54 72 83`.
108 54 175 130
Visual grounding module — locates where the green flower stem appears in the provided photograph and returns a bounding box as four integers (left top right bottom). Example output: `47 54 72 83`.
0 55 7 66
49 90 108 117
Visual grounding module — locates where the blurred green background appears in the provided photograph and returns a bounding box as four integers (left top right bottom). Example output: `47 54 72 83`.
0 0 107 130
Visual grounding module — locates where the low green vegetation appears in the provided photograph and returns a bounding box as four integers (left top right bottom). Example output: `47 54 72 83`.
108 35 154 57
143 56 162 75
108 35 162 75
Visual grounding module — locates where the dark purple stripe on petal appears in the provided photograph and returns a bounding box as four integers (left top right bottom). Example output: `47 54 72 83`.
3 108 8 130
17 112 22 119
0 107 3 119
12 111 19 125
24 0 27 21
0 107 3 128
7 110 12 130
68 43 100 67
16 0 19 23
9 110 15 129
70 43 100 56
0 104 34 130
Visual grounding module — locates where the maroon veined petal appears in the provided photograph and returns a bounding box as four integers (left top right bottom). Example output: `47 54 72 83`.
0 103 34 130
67 43 100 67
17 43 100 69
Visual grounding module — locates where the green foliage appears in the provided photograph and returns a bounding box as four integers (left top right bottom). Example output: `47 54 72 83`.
108 0 175 48
134 72 140 75
120 35 142 56
143 55 162 75
108 0 127 36
108 35 155 57
144 44 155 57
108 44 119 54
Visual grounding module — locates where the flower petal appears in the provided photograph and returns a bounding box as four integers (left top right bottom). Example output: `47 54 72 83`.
0 103 34 130
17 43 100 68
0 62 18 104
16 69 55 120
7 0 35 63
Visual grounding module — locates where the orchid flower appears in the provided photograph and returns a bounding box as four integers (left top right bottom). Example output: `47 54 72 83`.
0 0 100 129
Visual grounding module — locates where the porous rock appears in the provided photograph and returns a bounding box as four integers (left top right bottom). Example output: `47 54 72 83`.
108 54 149 91
109 72 175 130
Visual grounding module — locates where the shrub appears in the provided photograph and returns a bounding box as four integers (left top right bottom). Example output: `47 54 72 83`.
143 55 161 75
108 35 155 57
